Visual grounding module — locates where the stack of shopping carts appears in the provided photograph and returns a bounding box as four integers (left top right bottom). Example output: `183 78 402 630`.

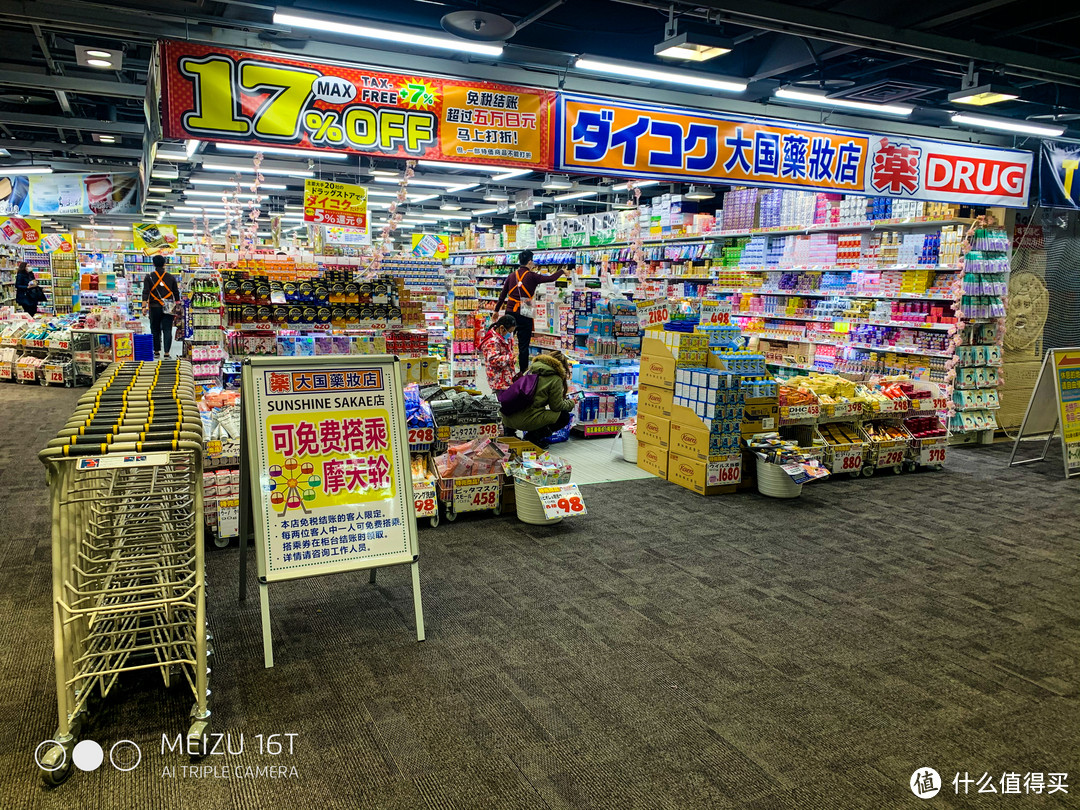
37 360 210 786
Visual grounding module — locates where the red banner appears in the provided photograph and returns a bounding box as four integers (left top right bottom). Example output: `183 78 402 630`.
160 40 555 169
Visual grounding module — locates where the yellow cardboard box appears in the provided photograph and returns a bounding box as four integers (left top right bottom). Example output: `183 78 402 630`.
666 451 739 496
668 404 716 461
742 396 779 435
637 441 669 478
638 412 671 448
637 384 673 418
639 338 676 389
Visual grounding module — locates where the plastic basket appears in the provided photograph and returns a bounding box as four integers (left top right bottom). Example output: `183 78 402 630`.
755 455 803 499
513 479 563 525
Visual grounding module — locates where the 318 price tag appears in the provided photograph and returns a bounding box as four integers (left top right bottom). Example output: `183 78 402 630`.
536 484 587 519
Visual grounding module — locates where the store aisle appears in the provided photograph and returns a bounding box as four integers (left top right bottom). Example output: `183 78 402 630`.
547 435 655 484
3 383 1078 810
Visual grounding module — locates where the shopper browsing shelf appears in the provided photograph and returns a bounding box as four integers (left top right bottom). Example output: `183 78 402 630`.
142 254 181 359
479 314 518 393
494 249 565 373
14 261 44 316
501 351 575 449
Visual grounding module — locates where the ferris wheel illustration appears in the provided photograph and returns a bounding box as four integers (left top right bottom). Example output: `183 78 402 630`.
267 457 322 515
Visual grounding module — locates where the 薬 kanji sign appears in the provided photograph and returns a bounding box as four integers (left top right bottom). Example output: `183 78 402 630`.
556 93 1033 207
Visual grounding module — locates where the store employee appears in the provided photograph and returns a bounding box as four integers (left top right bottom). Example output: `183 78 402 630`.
494 249 565 373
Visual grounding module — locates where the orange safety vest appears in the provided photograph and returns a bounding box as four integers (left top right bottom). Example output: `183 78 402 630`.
148 269 175 307
507 268 533 313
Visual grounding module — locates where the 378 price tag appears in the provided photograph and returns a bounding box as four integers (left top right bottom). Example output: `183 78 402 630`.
919 439 947 466
536 484 587 519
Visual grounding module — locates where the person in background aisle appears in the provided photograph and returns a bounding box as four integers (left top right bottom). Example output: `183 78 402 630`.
479 314 518 393
142 254 181 359
14 261 40 316
501 351 575 449
494 249 565 373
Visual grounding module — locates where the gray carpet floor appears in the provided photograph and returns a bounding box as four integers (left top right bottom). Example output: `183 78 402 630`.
0 382 1077 809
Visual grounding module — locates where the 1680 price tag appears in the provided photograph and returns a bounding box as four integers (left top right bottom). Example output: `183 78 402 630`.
707 456 741 485
536 484 587 519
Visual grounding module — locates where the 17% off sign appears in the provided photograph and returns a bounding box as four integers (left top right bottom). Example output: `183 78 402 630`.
536 484 587 519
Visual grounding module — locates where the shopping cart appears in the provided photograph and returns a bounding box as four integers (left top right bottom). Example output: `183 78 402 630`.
37 360 210 786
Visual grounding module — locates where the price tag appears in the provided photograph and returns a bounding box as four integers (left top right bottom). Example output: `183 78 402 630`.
831 445 863 473
218 499 239 539
931 396 949 411
413 482 437 517
453 478 500 512
0 364 13 380
408 427 435 446
880 448 906 467
783 403 820 420
536 484 587 519
446 422 500 441
18 366 36 381
47 369 65 384
833 401 862 419
699 299 733 326
636 300 670 329
919 439 947 466
206 439 223 455
707 456 741 486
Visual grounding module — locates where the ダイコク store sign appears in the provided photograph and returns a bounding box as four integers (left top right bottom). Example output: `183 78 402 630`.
556 93 1034 207
159 40 555 168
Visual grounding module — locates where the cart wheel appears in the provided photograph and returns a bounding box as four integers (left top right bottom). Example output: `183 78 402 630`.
892 465 902 475
187 718 211 761
932 464 944 472
39 743 72 787
213 533 231 549
903 460 917 473
429 512 440 529
492 502 502 516
444 508 457 523
861 465 875 478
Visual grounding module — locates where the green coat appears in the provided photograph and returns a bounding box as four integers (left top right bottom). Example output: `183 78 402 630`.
501 356 575 433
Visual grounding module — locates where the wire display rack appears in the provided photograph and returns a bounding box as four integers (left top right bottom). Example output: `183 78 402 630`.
37 360 210 786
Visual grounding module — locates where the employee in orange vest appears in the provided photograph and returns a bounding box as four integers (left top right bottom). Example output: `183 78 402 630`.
141 254 181 359
494 249 565 373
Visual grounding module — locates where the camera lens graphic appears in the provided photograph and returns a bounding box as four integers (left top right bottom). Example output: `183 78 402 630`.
110 740 142 772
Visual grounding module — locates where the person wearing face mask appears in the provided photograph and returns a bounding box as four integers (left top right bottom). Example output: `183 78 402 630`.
493 249 566 373
479 314 518 394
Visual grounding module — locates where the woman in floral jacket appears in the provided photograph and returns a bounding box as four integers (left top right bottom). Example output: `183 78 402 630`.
479 315 518 393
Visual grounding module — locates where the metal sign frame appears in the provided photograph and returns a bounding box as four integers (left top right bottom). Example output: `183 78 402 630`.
240 355 425 667
1008 347 1080 479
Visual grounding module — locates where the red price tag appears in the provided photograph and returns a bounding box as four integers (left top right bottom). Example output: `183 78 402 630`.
708 457 741 485
408 427 435 445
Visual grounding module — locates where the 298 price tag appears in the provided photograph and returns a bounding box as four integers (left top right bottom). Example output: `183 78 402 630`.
536 484 587 519
408 427 435 445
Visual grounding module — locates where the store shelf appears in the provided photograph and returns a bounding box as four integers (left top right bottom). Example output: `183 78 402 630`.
732 313 954 331
749 332 951 358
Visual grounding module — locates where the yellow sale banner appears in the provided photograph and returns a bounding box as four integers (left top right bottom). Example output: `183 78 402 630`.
132 223 179 255
411 233 449 259
0 216 42 246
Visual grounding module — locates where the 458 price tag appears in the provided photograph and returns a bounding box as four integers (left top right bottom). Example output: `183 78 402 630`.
453 480 500 512
536 484 587 519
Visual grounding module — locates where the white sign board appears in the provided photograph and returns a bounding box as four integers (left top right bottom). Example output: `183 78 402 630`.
242 355 424 666
699 299 733 326
536 484 587 519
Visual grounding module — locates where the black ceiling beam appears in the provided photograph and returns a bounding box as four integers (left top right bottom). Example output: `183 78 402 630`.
680 0 1080 85
913 0 1020 30
0 112 143 134
0 67 145 98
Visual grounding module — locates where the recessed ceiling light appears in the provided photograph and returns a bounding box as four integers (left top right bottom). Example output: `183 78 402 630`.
950 112 1064 137
655 25 734 62
684 184 715 200
216 143 349 159
948 83 1020 106
85 49 112 58
611 180 660 192
575 56 747 93
98 134 116 143
542 174 574 190
87 59 113 68
273 11 503 57
439 199 462 211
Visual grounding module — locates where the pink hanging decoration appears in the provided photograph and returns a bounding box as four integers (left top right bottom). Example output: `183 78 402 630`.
628 182 646 282
366 159 417 276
